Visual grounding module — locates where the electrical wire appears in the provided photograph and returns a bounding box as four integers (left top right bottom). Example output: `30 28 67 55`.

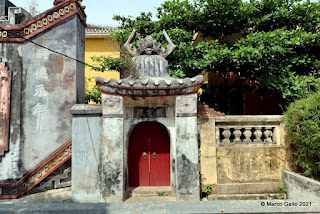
0 26 103 71
0 27 105 188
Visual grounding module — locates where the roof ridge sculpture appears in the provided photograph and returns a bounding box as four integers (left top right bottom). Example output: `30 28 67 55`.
123 29 176 59
96 29 203 97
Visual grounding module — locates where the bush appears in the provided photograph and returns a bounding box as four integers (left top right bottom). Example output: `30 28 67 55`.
85 78 101 104
284 92 320 179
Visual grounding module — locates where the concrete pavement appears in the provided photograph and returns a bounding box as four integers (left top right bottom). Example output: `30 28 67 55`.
0 200 320 214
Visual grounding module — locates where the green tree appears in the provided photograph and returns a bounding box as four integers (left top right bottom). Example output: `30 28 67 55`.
87 0 320 110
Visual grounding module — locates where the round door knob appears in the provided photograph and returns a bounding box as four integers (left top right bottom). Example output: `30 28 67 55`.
143 152 147 159
153 152 157 159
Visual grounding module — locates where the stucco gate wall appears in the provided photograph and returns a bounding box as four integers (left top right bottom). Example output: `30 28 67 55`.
71 93 201 203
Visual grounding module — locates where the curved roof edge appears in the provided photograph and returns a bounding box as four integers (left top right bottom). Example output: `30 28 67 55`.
0 0 86 42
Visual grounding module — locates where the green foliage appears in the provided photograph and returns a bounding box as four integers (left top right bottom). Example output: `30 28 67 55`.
205 184 213 195
248 0 320 33
284 92 320 180
91 0 320 110
279 184 288 194
229 29 320 103
276 195 285 199
157 192 168 196
85 78 101 104
90 47 137 78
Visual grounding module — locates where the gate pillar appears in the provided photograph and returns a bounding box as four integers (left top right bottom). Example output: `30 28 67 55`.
100 94 125 202
175 94 200 201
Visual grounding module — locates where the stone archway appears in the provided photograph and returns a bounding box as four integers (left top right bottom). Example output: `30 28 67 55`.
128 122 170 187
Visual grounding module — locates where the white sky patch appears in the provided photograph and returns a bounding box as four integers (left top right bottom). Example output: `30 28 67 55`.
10 0 166 27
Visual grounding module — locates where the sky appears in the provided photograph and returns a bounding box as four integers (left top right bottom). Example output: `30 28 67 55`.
9 0 319 27
10 0 166 27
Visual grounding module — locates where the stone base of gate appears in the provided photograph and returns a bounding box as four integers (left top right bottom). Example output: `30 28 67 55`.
71 94 200 203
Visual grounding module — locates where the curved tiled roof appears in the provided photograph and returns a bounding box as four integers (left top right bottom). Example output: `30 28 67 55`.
96 75 203 97
85 24 117 35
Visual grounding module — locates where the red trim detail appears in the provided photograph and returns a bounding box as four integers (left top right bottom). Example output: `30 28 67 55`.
24 10 78 40
0 0 86 43
0 38 24 42
0 139 72 199
1 0 84 31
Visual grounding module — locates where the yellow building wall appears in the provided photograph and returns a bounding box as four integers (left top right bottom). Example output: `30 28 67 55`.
85 35 120 88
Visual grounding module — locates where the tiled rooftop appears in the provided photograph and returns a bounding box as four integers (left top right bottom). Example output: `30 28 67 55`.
85 24 117 34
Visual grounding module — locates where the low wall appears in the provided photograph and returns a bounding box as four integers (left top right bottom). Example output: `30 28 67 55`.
71 104 103 203
198 115 294 196
283 171 320 200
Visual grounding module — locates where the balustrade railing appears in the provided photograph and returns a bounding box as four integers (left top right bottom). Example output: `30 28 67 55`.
214 116 283 146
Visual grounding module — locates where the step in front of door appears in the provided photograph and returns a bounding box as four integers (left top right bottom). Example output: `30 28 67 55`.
128 186 171 196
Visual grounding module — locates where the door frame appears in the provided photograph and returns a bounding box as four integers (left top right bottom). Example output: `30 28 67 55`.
128 121 171 187
124 118 177 197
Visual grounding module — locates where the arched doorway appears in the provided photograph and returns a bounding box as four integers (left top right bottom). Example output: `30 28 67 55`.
128 122 170 187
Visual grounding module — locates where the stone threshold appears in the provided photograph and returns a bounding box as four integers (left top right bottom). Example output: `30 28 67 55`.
128 186 171 196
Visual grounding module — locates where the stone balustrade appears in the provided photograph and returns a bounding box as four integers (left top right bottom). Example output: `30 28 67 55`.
198 115 292 198
214 115 283 146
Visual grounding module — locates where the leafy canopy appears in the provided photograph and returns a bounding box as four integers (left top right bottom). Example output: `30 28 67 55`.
87 0 320 108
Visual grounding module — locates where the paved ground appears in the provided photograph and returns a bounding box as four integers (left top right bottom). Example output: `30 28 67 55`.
0 200 320 214
1 189 319 213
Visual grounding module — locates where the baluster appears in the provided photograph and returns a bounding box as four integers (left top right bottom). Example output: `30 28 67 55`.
243 128 252 143
264 128 273 143
253 127 263 143
222 128 231 144
233 128 242 143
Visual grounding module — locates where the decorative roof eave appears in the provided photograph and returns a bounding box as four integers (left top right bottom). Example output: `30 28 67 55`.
96 75 203 97
0 0 86 43
85 27 117 35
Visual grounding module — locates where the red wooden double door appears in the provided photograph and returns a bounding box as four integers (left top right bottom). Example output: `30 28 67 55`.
128 122 170 187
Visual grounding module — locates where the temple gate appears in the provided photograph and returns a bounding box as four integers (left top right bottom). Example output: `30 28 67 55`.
72 29 203 202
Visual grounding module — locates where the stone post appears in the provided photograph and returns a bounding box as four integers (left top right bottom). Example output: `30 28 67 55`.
71 104 103 203
100 94 124 202
175 94 200 201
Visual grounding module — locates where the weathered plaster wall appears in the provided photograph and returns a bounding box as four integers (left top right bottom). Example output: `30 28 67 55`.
217 147 286 183
76 16 85 104
100 94 125 202
71 104 103 203
175 94 200 201
22 16 84 172
176 116 200 201
72 93 201 202
0 43 24 181
284 171 320 200
198 117 217 186
0 15 85 181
